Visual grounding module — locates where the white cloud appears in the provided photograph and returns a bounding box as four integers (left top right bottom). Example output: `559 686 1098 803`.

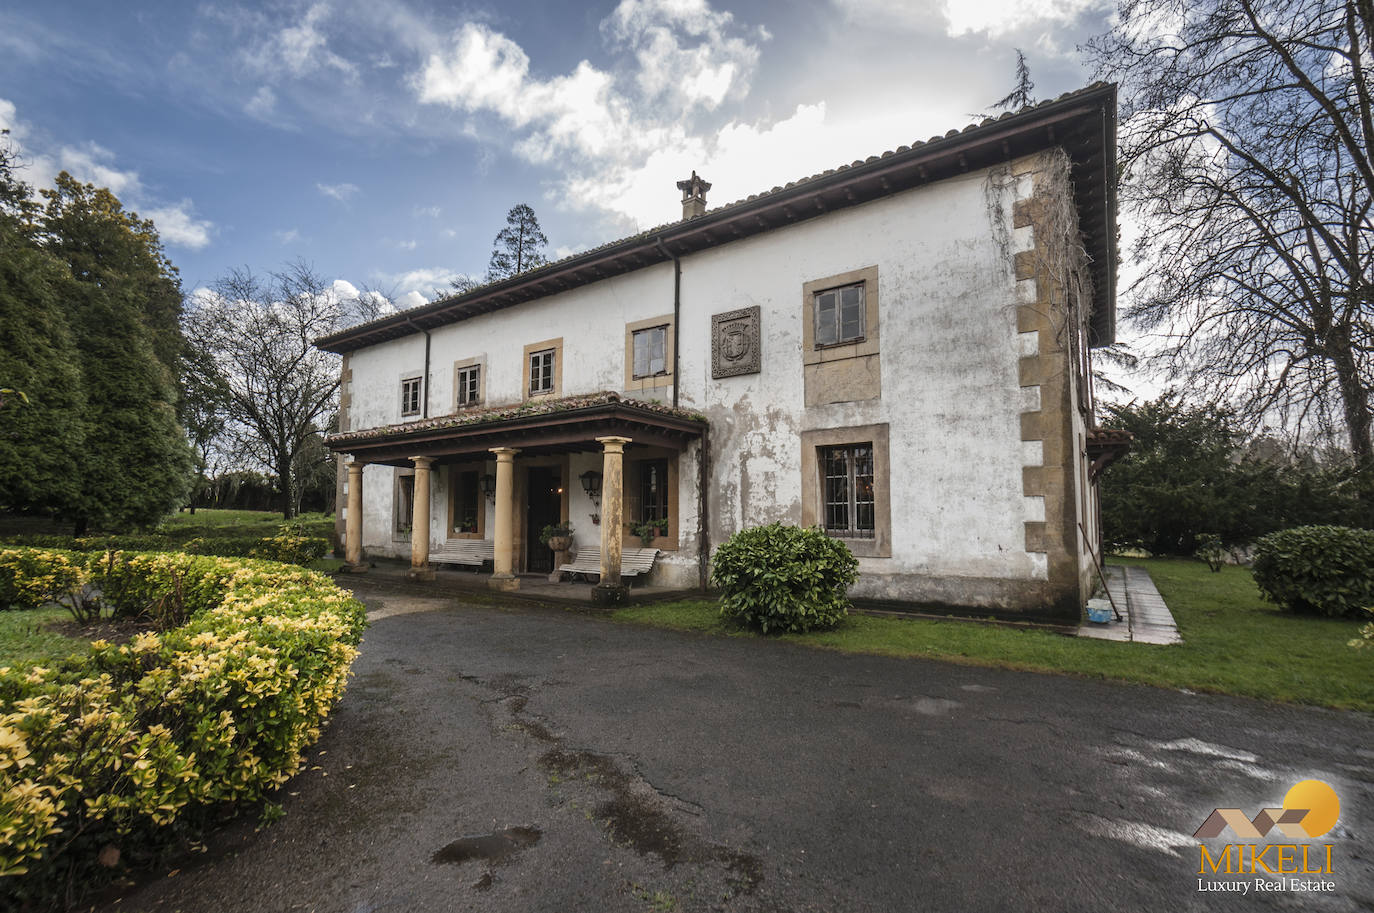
413 204 441 218
275 227 302 244
414 1 763 168
243 2 356 79
832 0 1109 37
332 278 360 299
942 0 1110 37
375 266 470 302
144 200 213 250
316 181 359 201
394 239 417 250
602 0 760 111
245 85 277 119
58 142 140 196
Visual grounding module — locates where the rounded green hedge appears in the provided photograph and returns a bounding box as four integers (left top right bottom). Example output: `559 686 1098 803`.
713 523 858 633
1251 525 1374 617
0 549 366 909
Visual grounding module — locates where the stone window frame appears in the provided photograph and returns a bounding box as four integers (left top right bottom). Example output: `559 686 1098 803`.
446 462 487 540
393 468 416 541
801 265 880 366
800 423 891 558
624 314 675 391
400 374 423 418
454 356 486 410
523 337 563 400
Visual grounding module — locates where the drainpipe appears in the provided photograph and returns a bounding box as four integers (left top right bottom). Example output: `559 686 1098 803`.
697 429 710 592
404 317 433 419
653 236 681 409
654 236 705 589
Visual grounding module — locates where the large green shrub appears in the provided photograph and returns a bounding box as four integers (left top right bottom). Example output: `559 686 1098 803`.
1251 526 1374 617
713 523 858 633
0 548 366 908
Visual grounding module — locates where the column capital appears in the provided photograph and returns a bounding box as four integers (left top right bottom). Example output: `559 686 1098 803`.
410 455 435 469
595 435 632 454
489 447 521 460
347 459 366 472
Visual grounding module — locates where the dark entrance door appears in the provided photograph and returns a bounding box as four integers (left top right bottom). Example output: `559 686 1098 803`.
525 467 561 573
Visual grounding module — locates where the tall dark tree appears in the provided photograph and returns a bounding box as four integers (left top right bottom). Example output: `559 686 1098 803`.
487 203 549 280
991 49 1037 112
1087 0 1374 505
0 145 86 519
39 173 193 532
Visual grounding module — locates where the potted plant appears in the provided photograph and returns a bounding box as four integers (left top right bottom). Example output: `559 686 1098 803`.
631 520 666 546
540 523 574 552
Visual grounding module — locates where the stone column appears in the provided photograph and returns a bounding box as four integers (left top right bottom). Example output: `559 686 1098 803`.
344 459 366 572
593 436 631 604
408 456 435 581
489 447 520 591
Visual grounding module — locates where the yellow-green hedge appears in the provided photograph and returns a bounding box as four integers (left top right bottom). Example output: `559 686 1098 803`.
0 549 366 907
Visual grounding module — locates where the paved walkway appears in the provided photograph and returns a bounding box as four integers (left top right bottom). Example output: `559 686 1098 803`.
100 580 1370 913
1078 565 1182 645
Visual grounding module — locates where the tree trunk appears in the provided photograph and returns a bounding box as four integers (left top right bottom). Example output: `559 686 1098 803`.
278 454 297 520
1328 330 1374 512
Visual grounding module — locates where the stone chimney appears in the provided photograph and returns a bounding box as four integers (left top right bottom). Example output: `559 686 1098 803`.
676 170 711 220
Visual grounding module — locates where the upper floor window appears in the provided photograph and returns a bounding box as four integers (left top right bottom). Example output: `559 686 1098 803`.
522 338 563 401
401 376 423 417
815 284 865 347
821 443 875 539
529 348 555 395
457 364 481 407
632 325 668 378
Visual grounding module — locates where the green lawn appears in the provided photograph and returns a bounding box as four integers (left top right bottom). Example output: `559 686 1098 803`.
0 606 86 669
610 558 1373 712
159 509 333 539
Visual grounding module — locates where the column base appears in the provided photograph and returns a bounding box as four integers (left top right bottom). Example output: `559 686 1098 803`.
489 573 520 592
341 562 369 574
408 566 436 581
591 582 629 605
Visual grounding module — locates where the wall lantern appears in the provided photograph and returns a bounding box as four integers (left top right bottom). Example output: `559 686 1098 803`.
480 473 497 501
579 470 603 505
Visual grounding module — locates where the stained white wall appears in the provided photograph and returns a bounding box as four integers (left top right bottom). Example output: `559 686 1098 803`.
345 154 1087 602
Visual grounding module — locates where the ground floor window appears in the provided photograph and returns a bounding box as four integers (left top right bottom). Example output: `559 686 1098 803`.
624 452 677 548
638 459 669 524
800 424 890 558
821 444 875 539
450 468 482 537
395 473 415 538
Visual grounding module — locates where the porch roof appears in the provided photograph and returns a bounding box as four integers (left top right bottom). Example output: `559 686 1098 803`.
328 391 707 466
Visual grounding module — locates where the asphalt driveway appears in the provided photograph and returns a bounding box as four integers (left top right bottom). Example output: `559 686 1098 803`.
106 580 1374 913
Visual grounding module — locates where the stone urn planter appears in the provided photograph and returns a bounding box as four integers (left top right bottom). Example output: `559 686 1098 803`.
546 534 573 552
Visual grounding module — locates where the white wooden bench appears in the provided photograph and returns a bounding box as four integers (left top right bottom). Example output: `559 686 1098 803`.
429 539 495 569
558 545 660 582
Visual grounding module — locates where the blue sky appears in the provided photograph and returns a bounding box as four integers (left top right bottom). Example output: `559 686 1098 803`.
1 0 1115 308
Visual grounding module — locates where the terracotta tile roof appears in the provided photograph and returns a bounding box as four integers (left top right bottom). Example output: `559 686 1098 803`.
329 390 705 447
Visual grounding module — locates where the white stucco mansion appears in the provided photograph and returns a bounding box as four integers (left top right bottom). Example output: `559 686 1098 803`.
317 83 1126 621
